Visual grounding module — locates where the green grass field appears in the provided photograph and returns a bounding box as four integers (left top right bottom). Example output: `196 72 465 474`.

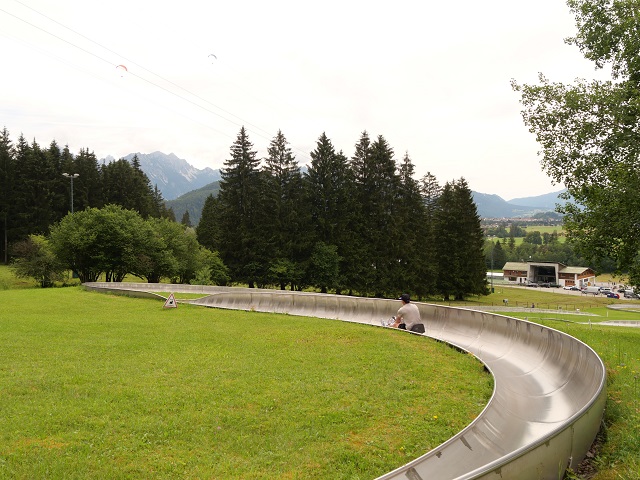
0 285 491 479
522 225 565 235
508 225 566 246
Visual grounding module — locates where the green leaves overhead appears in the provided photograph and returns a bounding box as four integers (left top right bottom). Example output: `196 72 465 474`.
513 0 640 284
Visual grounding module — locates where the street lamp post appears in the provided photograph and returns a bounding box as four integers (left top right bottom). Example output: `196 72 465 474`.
62 173 79 213
490 242 494 293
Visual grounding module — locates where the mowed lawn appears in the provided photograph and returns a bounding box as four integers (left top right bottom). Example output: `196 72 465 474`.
0 287 492 480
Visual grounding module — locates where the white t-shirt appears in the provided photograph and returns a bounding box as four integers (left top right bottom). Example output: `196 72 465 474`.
396 302 422 330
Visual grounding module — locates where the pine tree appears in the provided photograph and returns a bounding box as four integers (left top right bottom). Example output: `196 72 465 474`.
216 127 264 287
303 133 353 292
45 141 68 222
420 172 441 217
0 128 14 264
101 159 137 209
396 152 432 298
152 185 171 219
433 182 458 300
351 132 400 296
180 210 192 227
101 156 162 218
434 178 488 300
262 130 306 289
130 154 157 218
12 136 47 238
74 148 103 211
419 171 441 296
492 240 507 271
196 194 219 251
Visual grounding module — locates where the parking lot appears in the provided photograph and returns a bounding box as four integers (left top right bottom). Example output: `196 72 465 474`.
504 283 638 298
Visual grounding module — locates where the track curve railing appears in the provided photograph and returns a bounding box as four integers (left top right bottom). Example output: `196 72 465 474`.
84 283 606 480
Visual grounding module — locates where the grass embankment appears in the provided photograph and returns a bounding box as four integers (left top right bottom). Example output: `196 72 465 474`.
0 286 491 479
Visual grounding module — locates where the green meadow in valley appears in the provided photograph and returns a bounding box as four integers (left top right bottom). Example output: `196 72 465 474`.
0 285 491 479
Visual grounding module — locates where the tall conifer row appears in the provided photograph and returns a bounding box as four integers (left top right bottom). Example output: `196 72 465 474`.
0 128 170 264
215 127 265 287
0 128 14 264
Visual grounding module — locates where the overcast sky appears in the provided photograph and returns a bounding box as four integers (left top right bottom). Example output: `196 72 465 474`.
1 0 610 200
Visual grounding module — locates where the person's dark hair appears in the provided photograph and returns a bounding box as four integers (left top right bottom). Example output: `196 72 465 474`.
398 293 411 303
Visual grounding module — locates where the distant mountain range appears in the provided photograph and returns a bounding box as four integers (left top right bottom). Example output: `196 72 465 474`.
101 151 567 223
472 190 568 218
101 151 221 200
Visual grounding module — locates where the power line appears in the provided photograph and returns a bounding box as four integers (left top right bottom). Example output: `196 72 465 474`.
3 0 312 162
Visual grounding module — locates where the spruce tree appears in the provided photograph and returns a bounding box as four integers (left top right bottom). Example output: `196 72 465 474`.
434 178 488 300
0 128 14 264
303 133 353 292
101 156 162 218
45 141 68 223
12 136 53 237
130 154 157 218
216 127 264 287
262 130 306 289
351 132 400 297
180 210 192 227
196 194 219 252
419 171 441 296
396 152 431 298
433 182 459 300
74 148 103 210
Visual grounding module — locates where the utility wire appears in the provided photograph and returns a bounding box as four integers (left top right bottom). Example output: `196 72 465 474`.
3 0 312 161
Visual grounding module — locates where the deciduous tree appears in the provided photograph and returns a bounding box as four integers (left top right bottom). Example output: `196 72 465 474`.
513 0 640 283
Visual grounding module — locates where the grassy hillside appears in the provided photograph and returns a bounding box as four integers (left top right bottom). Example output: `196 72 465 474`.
0 280 490 479
165 181 220 225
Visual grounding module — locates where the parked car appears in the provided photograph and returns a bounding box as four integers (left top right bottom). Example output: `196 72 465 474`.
563 285 579 290
526 282 539 287
606 292 620 299
582 286 601 295
600 287 612 294
539 282 551 288
549 283 561 288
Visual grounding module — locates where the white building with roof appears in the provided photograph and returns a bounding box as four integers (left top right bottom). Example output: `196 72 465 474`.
502 261 596 287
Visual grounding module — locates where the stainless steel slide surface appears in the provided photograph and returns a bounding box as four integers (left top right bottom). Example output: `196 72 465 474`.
84 283 606 480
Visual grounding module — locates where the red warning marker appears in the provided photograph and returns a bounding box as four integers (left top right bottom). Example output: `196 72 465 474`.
163 293 178 308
